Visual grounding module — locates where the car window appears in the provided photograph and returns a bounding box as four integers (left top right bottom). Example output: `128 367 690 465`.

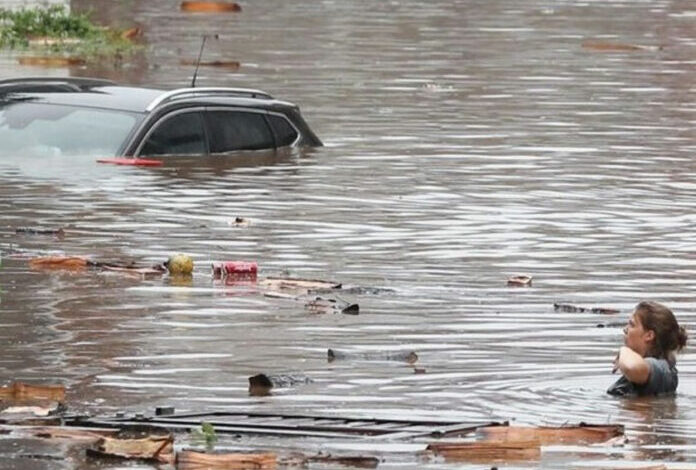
205 110 274 153
140 112 206 156
267 114 298 147
0 101 139 157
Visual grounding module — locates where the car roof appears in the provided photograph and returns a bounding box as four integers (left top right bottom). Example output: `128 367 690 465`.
0 78 293 114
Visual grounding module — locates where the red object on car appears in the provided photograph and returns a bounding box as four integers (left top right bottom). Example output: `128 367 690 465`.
96 158 163 167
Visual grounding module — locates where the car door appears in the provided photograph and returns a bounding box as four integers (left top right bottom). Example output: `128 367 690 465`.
137 110 208 156
203 109 278 154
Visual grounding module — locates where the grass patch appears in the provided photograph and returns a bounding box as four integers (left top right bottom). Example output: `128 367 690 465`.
0 5 139 62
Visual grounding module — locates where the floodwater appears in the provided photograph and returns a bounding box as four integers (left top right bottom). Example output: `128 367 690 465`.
1 0 696 468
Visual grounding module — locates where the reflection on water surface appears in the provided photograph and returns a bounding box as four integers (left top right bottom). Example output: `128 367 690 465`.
1 0 696 468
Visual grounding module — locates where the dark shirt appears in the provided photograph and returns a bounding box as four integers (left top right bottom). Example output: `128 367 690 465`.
607 357 678 396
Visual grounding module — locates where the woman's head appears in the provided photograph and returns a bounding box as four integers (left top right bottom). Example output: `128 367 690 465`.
626 301 688 360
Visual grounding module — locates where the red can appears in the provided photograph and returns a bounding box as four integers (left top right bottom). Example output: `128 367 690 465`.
212 261 258 279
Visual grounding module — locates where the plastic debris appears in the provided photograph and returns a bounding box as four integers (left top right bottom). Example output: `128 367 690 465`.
327 349 418 364
507 275 532 287
165 254 194 275
248 373 313 396
554 303 620 315
305 296 359 315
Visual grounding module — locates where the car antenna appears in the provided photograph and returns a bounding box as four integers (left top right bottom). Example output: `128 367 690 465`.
191 34 219 88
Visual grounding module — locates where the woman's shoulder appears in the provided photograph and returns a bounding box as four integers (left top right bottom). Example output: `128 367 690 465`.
642 357 678 395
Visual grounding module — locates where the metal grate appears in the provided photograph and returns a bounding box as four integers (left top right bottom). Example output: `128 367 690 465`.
72 410 499 440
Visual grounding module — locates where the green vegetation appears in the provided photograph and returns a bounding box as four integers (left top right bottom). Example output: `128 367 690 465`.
191 422 218 450
0 5 138 61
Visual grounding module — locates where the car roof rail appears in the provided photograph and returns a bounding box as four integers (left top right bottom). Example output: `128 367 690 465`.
0 77 116 90
146 87 274 111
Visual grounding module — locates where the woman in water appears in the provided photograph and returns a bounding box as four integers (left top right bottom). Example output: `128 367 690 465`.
608 301 688 396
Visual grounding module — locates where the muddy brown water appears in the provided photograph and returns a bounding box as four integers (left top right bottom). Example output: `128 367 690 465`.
1 0 696 468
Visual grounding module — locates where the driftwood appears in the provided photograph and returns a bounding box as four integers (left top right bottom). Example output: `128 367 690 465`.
477 424 624 445
427 440 540 462
17 56 86 67
0 382 65 402
180 1 242 12
328 349 418 364
260 277 341 295
248 373 313 396
15 227 65 237
31 426 117 442
554 303 620 315
176 450 276 469
305 296 359 315
28 256 166 277
507 275 532 287
305 454 379 468
180 59 241 69
87 426 174 463
581 40 659 52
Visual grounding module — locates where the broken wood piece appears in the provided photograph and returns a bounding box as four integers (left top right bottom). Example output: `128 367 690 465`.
29 256 89 270
248 373 313 396
507 275 532 287
305 454 379 468
1 404 59 417
87 425 174 463
327 349 418 364
260 277 341 294
305 296 359 315
180 1 242 12
477 423 624 445
31 426 117 442
554 303 620 315
15 227 65 237
99 263 166 277
0 382 65 402
180 58 241 69
176 450 276 469
427 440 540 462
581 40 659 52
121 27 142 40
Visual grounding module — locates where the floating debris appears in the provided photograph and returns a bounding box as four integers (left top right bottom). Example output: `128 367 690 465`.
0 382 65 402
28 256 167 277
477 423 624 445
581 40 660 52
302 453 380 469
327 349 418 364
176 450 275 470
596 321 626 328
248 373 313 396
305 296 359 315
260 277 341 295
427 439 540 462
87 425 174 463
165 254 194 275
180 58 240 69
180 1 242 12
554 303 620 315
507 275 532 287
15 227 65 237
212 261 257 279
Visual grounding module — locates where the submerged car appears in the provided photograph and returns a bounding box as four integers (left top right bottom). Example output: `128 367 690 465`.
0 77 322 163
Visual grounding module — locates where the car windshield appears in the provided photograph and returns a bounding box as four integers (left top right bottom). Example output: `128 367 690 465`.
0 100 141 158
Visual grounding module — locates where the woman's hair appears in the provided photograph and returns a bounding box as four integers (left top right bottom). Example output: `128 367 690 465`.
635 301 688 361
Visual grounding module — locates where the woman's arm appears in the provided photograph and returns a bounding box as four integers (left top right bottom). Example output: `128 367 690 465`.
613 346 651 384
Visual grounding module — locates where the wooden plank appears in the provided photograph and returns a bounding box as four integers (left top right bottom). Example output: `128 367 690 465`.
176 450 275 470
477 424 624 445
427 440 541 462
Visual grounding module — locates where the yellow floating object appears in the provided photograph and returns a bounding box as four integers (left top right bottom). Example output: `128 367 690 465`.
167 254 194 275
